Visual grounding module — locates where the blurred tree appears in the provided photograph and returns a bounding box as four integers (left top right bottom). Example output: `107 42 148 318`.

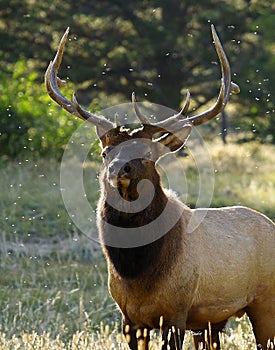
0 0 274 158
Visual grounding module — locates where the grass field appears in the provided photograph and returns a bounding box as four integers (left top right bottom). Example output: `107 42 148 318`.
0 140 274 349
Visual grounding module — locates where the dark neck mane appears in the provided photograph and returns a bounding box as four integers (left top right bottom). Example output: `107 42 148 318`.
99 173 182 281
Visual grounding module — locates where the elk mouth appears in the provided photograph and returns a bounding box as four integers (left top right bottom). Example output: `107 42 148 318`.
109 175 134 201
109 175 131 189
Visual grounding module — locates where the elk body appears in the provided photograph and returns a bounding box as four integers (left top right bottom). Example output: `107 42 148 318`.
45 26 275 350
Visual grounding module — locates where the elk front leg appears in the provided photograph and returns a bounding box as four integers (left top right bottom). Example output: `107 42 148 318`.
193 321 226 350
123 322 151 350
162 326 185 350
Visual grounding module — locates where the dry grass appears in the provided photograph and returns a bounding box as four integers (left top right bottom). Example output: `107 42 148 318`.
0 319 261 350
0 317 273 349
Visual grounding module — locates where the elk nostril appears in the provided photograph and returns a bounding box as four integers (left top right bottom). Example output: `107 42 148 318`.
123 164 131 174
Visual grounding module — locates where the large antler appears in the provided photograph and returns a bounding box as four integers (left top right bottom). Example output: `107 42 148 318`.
45 27 114 131
133 24 240 131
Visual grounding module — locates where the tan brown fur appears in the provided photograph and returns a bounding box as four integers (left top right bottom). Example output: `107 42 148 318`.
101 191 275 350
96 127 275 350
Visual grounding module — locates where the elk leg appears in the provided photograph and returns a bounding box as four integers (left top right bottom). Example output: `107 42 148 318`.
193 331 205 350
246 301 275 350
136 328 151 350
193 321 226 350
123 322 151 350
161 326 185 350
193 330 221 350
123 323 137 350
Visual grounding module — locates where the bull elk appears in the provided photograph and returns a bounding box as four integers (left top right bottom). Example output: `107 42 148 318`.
45 26 275 350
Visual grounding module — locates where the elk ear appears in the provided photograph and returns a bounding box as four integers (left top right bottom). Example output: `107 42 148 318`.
96 125 107 139
155 125 192 154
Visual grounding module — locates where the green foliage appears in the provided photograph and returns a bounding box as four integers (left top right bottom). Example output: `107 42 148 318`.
0 0 274 159
0 59 70 158
0 59 102 159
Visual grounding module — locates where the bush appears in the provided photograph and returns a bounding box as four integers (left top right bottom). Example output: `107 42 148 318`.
0 59 100 160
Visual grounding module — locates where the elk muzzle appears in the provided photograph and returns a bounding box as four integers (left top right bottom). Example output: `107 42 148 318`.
108 160 132 188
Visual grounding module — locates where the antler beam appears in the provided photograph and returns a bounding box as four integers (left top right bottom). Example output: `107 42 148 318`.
187 24 240 126
133 24 240 131
45 27 114 130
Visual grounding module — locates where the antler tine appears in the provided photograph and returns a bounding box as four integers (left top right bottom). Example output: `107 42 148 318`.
132 90 191 131
132 92 150 124
114 113 120 127
45 28 78 116
45 28 114 130
157 90 191 125
186 24 240 126
176 89 191 118
150 90 191 130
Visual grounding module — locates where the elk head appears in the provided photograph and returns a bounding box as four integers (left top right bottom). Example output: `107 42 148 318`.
45 25 239 201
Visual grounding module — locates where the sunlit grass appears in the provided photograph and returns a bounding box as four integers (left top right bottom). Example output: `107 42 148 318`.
210 141 275 219
0 240 118 341
0 317 272 349
0 140 274 348
178 140 275 220
0 158 100 241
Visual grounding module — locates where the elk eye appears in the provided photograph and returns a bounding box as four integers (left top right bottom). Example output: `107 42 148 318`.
124 165 131 173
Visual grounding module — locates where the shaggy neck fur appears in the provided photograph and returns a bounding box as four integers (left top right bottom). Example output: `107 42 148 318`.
98 169 183 281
